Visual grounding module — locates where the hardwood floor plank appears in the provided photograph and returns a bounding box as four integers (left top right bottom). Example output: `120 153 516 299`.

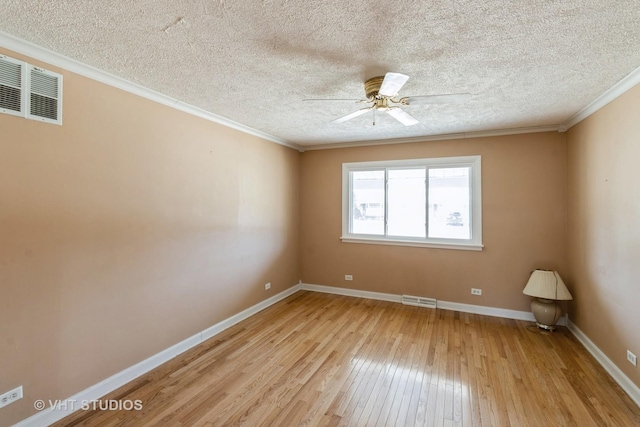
339 315 400 425
403 308 433 427
370 309 420 426
52 291 640 427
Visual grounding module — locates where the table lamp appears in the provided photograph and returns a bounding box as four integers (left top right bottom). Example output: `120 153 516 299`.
523 269 572 331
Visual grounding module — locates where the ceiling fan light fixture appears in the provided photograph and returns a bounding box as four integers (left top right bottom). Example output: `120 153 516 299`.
374 98 389 110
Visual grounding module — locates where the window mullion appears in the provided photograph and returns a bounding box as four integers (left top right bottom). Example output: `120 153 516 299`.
467 169 473 238
348 171 353 235
425 167 429 239
384 168 389 237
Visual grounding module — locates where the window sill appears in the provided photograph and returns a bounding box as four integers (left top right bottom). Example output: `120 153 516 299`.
340 236 484 251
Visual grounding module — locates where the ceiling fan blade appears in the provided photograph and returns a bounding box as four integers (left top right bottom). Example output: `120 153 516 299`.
387 108 419 126
331 107 373 124
303 98 362 102
379 72 410 97
404 93 472 105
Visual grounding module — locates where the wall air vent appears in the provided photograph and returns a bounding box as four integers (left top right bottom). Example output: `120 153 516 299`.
401 295 437 309
27 65 62 125
0 55 63 125
0 55 26 117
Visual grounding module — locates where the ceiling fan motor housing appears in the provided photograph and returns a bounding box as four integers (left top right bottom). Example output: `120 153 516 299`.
365 76 385 99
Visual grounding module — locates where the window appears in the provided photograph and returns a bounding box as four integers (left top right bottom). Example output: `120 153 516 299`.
342 156 482 250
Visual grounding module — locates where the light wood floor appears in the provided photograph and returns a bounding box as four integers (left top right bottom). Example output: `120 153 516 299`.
54 291 640 426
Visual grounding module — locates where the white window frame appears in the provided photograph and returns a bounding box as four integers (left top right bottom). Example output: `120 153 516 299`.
341 155 483 251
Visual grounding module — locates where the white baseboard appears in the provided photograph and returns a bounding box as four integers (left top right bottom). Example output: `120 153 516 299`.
14 283 302 427
300 282 566 324
567 320 640 408
199 284 299 341
437 300 532 321
300 283 402 304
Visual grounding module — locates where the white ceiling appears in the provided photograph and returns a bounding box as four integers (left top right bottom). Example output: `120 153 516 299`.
1 1 640 148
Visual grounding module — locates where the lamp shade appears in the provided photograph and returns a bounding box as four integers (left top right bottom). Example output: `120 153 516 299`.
523 270 573 301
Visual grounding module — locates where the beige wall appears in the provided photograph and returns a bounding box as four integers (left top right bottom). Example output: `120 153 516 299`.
300 133 567 311
566 84 640 388
0 48 300 425
2 40 637 426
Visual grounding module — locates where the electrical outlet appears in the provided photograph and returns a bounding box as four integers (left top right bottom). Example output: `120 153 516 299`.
628 350 637 366
345 275 353 281
471 288 482 296
265 282 271 290
0 386 23 408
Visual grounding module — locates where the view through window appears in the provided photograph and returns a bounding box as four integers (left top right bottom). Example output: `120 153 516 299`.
343 156 482 250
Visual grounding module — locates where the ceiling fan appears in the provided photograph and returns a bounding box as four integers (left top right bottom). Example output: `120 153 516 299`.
305 72 471 126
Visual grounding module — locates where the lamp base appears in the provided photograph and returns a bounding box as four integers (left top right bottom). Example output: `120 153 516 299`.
535 322 557 331
530 298 562 331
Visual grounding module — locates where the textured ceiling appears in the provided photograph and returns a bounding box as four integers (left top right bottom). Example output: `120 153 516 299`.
1 1 640 147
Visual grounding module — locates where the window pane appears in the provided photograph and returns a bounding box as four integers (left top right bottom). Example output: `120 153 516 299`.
351 170 385 235
428 167 471 239
387 169 426 238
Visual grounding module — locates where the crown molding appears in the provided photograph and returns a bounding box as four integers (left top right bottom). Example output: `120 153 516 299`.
6 29 638 151
0 31 303 152
561 64 640 130
300 125 562 151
